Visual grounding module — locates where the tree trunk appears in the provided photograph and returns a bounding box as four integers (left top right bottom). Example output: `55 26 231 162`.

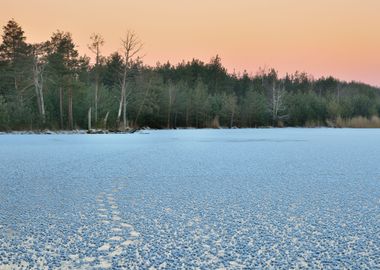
337 85 340 104
39 82 46 124
94 47 100 126
95 78 98 126
167 106 171 129
59 87 64 129
186 106 189 127
230 109 235 128
174 111 178 129
116 88 124 128
123 86 127 130
68 86 73 130
135 82 151 125
117 67 127 130
167 87 173 129
88 107 92 130
34 84 42 119
103 111 109 129
33 63 46 124
14 72 18 92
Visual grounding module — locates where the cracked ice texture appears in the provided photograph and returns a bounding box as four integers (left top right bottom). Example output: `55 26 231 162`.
0 129 379 269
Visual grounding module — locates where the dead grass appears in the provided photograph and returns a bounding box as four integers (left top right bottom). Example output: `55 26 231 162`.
210 117 220 129
331 115 380 128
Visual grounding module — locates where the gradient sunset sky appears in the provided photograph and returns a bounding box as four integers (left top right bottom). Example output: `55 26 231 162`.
1 0 380 86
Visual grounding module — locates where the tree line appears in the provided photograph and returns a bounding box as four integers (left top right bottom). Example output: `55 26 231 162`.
1 19 380 131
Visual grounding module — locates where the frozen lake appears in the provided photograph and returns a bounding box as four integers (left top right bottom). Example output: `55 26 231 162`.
0 128 379 269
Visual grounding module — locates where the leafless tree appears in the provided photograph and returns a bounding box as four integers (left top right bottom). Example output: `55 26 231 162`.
88 33 104 126
270 82 287 125
31 43 48 124
117 30 143 130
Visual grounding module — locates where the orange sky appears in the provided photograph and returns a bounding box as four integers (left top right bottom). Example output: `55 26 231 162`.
1 0 380 86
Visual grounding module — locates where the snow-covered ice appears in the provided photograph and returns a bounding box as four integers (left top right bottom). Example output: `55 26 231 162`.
0 128 379 269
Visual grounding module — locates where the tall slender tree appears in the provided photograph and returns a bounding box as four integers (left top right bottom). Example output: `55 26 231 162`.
47 31 79 129
31 42 48 124
88 33 104 126
117 31 143 130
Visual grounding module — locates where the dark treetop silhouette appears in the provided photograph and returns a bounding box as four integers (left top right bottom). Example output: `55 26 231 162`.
1 19 379 131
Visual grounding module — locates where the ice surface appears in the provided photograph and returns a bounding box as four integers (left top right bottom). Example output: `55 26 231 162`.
0 128 379 269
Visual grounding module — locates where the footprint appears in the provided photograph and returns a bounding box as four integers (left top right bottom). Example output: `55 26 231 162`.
112 215 122 221
111 227 123 233
109 246 123 256
98 243 111 251
121 223 133 228
122 240 136 246
130 231 140 237
93 180 141 263
98 257 112 269
83 257 96 263
109 236 123 241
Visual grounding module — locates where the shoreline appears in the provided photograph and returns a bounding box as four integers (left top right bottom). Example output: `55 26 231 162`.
1 126 379 135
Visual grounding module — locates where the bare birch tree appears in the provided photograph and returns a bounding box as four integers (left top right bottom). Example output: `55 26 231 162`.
31 43 48 124
117 31 143 130
270 82 287 126
88 33 104 126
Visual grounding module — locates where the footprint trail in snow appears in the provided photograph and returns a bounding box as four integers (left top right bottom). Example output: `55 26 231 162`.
93 182 141 269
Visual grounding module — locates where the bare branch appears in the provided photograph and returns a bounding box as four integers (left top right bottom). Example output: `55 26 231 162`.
88 33 105 55
121 30 143 66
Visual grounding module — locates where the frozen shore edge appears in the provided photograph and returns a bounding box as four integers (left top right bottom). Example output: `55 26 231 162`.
0 128 141 135
0 126 365 135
